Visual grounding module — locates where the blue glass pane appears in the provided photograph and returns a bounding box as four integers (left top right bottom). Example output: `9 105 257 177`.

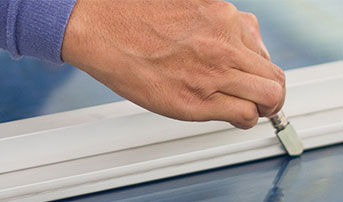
59 145 343 202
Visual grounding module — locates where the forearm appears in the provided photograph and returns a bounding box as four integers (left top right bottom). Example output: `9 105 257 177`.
0 0 76 63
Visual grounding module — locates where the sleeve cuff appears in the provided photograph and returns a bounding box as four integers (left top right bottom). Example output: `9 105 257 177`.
0 0 9 50
6 0 77 64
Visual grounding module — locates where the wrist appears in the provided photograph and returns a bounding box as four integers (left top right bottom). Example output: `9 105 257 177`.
61 0 86 66
62 0 108 68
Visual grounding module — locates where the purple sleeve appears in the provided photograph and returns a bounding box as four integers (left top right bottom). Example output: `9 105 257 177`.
0 0 77 64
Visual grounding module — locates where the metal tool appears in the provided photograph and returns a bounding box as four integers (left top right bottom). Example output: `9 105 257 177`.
270 111 304 156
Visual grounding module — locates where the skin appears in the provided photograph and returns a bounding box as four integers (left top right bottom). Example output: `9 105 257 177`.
62 0 286 129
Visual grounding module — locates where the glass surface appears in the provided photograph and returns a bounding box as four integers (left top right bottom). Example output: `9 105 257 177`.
0 0 342 123
60 145 343 202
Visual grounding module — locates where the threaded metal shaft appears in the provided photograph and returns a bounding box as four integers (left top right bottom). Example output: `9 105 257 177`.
270 111 289 132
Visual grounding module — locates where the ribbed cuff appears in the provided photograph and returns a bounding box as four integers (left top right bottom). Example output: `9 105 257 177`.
4 0 77 64
0 0 9 50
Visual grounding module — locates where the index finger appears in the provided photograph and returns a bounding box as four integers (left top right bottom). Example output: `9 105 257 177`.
234 45 285 88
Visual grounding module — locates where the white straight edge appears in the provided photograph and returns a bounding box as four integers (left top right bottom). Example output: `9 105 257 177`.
1 107 343 202
1 61 343 174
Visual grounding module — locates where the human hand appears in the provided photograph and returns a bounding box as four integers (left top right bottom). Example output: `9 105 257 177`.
62 0 285 129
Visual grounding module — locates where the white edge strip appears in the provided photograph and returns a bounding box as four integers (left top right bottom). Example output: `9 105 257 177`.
1 109 343 202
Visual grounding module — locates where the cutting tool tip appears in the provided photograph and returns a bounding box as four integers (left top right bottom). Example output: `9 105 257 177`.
270 112 304 156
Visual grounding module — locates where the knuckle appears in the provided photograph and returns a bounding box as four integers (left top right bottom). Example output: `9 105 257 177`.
225 46 243 66
204 1 239 16
192 38 238 69
238 118 258 130
264 82 284 108
246 12 258 24
223 45 238 57
244 12 258 27
175 90 205 121
183 75 214 101
276 68 286 87
195 39 223 58
221 1 238 11
238 104 259 129
210 1 237 9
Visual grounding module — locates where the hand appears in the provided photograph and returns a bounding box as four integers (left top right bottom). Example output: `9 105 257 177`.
62 0 285 129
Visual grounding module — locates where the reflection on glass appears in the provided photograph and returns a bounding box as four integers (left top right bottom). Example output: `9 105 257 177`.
264 157 301 202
